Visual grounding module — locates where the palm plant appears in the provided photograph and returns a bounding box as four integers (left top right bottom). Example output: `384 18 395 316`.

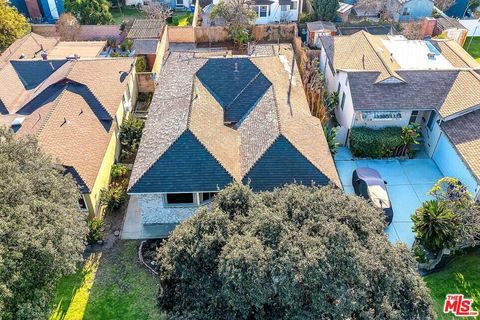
412 200 459 252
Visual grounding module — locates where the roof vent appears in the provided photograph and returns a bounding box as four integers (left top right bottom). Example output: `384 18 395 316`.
20 53 25 59
234 62 239 72
41 50 48 60
427 52 436 60
11 117 25 133
49 62 55 71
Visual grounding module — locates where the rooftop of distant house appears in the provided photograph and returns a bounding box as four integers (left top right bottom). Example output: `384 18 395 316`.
0 33 107 69
128 44 340 194
126 19 164 40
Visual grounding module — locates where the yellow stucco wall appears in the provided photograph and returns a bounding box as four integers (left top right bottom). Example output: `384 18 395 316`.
84 72 137 217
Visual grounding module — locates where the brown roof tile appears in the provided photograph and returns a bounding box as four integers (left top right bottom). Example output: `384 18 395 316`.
442 110 480 181
0 33 58 69
439 70 480 118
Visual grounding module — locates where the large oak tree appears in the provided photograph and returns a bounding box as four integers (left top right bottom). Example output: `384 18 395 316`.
157 183 435 319
0 128 87 320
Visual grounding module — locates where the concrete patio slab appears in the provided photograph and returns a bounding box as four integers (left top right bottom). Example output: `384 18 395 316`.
121 197 175 239
387 185 421 222
336 160 357 187
400 159 443 184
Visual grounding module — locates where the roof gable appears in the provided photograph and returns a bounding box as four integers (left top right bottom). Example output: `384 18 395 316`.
129 130 233 193
243 135 330 191
196 58 272 123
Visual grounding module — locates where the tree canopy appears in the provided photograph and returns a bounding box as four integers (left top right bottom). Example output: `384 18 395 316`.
311 0 339 21
65 0 113 25
0 0 30 50
156 183 435 319
210 0 257 46
0 128 87 320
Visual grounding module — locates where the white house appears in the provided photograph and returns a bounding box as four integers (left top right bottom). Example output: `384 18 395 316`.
319 31 480 198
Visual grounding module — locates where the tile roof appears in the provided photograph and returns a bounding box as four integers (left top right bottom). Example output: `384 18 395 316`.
47 41 105 59
431 39 479 68
0 33 59 69
128 46 341 193
0 57 134 192
127 19 164 39
306 21 337 32
441 110 480 181
322 31 480 118
320 31 403 83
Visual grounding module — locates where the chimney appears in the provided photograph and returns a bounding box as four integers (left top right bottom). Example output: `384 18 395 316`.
41 50 48 60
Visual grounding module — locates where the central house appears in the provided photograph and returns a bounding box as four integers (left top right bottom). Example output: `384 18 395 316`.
125 46 339 238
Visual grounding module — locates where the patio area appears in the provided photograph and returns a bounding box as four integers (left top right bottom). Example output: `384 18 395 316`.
335 147 443 247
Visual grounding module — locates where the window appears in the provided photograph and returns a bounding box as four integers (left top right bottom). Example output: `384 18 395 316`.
281 4 289 11
361 111 402 121
78 195 88 211
340 92 346 110
165 193 195 205
176 0 184 6
427 111 435 131
259 5 268 17
337 83 341 93
199 192 217 204
290 1 297 9
409 111 418 124
402 7 410 15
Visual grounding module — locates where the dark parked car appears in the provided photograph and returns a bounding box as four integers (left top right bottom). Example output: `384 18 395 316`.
352 167 393 225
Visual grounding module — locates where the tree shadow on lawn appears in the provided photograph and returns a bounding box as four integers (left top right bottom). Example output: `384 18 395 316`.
50 253 102 320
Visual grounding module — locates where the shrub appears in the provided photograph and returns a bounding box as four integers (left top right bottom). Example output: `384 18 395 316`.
120 117 145 160
111 163 130 180
100 185 127 212
350 127 402 158
87 218 104 244
412 200 459 252
299 12 315 23
135 56 147 72
120 38 133 52
323 125 339 155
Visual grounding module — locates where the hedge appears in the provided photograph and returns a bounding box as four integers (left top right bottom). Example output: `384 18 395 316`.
350 127 403 158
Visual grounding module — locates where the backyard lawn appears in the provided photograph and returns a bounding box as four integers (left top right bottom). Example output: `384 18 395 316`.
424 248 480 319
170 11 194 26
111 7 146 24
463 37 480 62
50 241 164 320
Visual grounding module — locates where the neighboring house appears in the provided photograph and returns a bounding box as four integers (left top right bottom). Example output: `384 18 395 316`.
319 31 480 197
337 2 354 22
10 0 63 22
126 0 194 9
435 17 468 45
205 0 302 24
126 19 165 40
0 34 138 216
350 0 433 21
123 45 339 239
306 21 337 48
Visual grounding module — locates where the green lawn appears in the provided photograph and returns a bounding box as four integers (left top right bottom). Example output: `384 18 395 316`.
111 7 146 24
463 37 480 62
170 11 193 26
424 248 480 319
50 241 165 320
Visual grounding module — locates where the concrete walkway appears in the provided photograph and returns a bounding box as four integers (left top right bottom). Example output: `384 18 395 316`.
121 196 176 239
335 147 443 247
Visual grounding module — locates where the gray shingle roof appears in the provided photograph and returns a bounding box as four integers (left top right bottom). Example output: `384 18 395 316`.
127 19 164 39
347 70 458 111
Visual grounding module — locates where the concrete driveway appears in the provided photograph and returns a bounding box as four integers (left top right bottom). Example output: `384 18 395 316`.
335 147 443 247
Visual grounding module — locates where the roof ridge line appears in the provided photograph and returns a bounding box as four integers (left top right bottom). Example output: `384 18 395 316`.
128 128 188 192
226 71 262 110
35 84 70 137
360 31 403 82
189 129 239 181
241 134 281 179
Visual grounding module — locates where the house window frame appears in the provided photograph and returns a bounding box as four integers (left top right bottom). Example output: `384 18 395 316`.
176 0 184 7
361 111 403 121
257 5 269 17
163 192 218 207
78 194 88 212
402 7 410 15
427 111 436 131
280 4 289 11
340 92 346 110
290 1 297 10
